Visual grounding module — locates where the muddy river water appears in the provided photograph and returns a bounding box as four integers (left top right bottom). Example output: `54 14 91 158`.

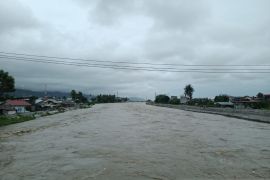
1 103 270 179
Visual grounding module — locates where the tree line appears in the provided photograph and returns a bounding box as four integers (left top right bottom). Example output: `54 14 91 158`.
154 85 270 109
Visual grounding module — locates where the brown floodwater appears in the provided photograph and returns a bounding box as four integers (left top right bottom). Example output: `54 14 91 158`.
1 103 270 179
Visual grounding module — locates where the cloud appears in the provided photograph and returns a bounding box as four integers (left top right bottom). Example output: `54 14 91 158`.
144 0 209 31
0 0 39 34
82 0 209 30
0 0 270 99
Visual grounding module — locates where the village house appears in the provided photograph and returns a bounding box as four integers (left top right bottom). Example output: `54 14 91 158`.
35 98 62 111
0 104 16 115
4 99 31 114
232 96 262 108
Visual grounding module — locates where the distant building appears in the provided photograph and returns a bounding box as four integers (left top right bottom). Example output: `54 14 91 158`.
35 98 62 110
180 96 189 104
232 96 261 108
4 100 31 113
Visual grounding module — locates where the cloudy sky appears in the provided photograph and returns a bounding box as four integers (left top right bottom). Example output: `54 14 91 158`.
0 0 270 99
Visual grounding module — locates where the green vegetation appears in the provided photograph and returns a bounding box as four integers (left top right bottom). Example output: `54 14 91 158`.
250 101 270 109
70 90 88 103
155 95 170 104
188 98 215 107
257 92 264 99
91 94 128 103
96 94 116 103
214 95 229 102
169 98 180 105
0 115 35 127
0 69 15 100
184 84 194 100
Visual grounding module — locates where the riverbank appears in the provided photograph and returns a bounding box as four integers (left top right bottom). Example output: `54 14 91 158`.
147 102 270 124
0 115 35 127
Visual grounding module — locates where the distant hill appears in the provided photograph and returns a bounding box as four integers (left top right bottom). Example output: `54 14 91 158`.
9 89 70 98
8 89 146 101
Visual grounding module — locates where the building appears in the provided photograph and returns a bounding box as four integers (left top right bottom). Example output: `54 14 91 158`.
232 96 261 108
35 98 62 110
180 96 190 104
4 100 31 114
0 105 16 115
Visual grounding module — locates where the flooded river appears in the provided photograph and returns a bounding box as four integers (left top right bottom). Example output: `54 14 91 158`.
1 103 270 179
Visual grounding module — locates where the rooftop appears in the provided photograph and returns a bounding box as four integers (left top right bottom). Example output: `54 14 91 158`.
5 100 31 106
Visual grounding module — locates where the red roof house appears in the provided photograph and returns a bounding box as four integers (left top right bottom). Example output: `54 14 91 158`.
5 100 31 114
5 100 31 106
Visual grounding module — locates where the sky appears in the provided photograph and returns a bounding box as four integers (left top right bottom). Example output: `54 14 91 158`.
0 0 270 99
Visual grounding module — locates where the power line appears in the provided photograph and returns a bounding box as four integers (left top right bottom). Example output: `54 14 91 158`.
1 55 270 73
0 51 269 67
1 54 269 71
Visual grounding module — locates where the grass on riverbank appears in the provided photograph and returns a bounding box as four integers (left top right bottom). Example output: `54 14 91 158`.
0 115 35 127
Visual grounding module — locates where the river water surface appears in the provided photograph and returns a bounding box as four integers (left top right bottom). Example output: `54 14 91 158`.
1 103 270 179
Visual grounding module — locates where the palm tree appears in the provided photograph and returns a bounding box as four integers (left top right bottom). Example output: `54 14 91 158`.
184 84 194 100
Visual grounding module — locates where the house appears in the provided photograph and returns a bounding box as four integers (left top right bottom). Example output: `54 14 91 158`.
0 105 16 115
232 96 261 108
180 96 190 104
35 98 62 110
5 99 31 114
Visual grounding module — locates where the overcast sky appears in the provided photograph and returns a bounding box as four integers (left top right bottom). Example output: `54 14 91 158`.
0 0 270 99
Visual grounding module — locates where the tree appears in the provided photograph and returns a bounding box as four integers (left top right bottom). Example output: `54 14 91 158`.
96 94 116 103
70 90 88 103
214 95 229 102
70 90 76 100
257 92 264 99
155 94 170 104
184 84 194 100
169 98 180 105
0 70 15 97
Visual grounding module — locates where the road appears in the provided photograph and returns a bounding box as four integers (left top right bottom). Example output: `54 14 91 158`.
1 103 270 179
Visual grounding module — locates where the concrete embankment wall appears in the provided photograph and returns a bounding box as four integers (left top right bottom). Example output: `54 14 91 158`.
147 103 270 124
